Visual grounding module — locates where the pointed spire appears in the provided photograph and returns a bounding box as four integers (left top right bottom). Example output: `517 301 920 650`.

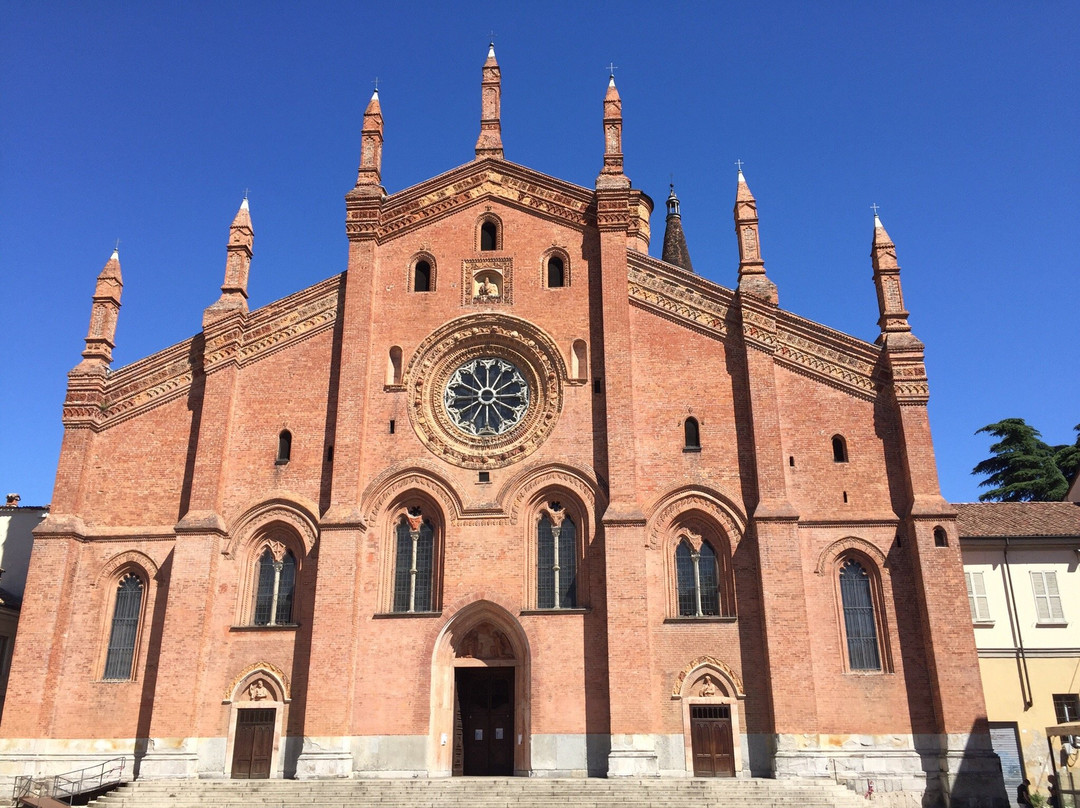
597 73 625 184
81 248 124 366
871 209 911 335
733 166 776 302
355 87 384 187
662 184 694 272
205 197 254 325
474 43 503 159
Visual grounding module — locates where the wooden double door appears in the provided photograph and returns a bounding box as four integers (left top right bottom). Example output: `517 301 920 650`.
690 704 735 777
231 708 275 778
454 667 514 776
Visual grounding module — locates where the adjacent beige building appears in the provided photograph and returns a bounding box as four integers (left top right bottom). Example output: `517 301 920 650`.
958 502 1080 802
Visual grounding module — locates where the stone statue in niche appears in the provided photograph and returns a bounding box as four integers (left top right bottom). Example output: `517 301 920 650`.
474 273 501 301
697 674 718 698
248 678 271 701
456 622 514 659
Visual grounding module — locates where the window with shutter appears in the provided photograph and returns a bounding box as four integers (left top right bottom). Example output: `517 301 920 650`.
1031 571 1066 624
965 571 991 623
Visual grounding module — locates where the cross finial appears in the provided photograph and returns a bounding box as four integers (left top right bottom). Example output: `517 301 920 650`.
113 238 120 253
607 62 618 78
489 30 496 44
871 202 880 216
735 159 744 172
243 188 249 200
373 76 379 92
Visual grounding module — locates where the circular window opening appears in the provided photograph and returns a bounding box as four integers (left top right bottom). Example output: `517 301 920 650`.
444 357 530 436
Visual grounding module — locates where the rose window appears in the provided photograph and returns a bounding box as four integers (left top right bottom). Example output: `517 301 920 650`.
443 357 530 436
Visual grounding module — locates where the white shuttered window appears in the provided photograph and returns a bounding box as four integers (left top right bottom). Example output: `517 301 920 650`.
1030 571 1065 623
965 572 991 623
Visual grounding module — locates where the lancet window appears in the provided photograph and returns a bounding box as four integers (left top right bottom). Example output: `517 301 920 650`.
103 573 144 680
537 502 577 609
253 546 296 626
393 508 435 613
675 539 721 617
838 557 882 671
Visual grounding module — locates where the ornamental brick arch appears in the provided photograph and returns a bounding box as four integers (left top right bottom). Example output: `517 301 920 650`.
814 535 889 576
646 486 747 552
227 494 320 559
92 549 160 589
362 461 465 527
499 460 605 525
671 656 746 700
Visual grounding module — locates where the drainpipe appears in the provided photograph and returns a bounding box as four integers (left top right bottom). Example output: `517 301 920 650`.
1003 537 1034 709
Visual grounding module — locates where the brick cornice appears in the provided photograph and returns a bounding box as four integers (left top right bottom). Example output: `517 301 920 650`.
66 275 343 430
627 252 882 400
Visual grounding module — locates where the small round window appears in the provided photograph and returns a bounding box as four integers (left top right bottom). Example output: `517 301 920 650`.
443 357 529 436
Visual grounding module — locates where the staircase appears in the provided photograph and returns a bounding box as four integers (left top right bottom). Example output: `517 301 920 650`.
88 777 870 808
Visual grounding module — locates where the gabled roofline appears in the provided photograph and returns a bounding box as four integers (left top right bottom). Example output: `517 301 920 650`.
377 157 598 241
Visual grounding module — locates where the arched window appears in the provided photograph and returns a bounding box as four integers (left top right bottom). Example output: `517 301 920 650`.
537 506 577 609
547 256 565 288
933 526 949 547
838 558 881 670
675 540 721 617
832 435 848 463
480 221 498 251
103 573 144 680
253 548 296 626
277 430 292 464
393 510 435 613
684 417 701 450
414 260 431 292
387 346 403 386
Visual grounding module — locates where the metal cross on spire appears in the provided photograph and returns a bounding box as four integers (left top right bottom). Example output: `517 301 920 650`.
735 159 744 172
114 238 121 253
871 202 880 216
607 62 618 77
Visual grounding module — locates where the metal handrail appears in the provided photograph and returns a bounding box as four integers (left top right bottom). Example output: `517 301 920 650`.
11 757 125 805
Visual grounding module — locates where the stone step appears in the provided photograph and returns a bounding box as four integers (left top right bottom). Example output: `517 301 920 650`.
86 778 869 808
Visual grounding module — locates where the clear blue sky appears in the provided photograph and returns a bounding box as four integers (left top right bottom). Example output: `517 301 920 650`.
1 2 1077 507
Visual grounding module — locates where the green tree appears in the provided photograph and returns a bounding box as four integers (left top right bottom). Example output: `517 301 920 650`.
972 418 1070 502
1052 424 1080 488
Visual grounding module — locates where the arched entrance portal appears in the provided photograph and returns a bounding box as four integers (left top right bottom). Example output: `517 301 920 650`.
430 601 530 776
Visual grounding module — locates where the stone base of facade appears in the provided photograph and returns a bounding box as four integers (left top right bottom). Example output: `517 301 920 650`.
771 732 1008 808
137 738 203 779
0 731 1007 808
0 738 138 785
294 738 354 779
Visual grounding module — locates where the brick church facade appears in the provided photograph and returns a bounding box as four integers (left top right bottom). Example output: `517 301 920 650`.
1 47 1002 805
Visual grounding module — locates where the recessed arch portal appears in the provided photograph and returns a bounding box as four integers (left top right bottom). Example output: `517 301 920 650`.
429 601 531 777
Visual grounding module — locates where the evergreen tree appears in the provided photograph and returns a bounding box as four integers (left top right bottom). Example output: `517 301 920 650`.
972 418 1069 502
1052 424 1080 488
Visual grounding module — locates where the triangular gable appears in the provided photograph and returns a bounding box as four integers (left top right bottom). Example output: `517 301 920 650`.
378 157 596 241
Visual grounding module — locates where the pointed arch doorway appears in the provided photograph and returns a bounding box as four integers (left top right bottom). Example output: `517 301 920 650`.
430 602 531 776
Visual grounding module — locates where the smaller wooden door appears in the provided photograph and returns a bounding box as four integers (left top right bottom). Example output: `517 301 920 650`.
231 708 275 779
690 704 734 777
